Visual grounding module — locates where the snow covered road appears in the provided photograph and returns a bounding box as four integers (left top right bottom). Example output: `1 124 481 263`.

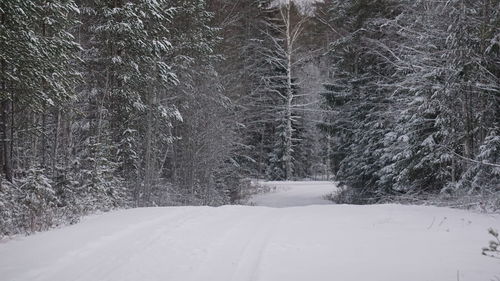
249 180 334 207
0 181 499 281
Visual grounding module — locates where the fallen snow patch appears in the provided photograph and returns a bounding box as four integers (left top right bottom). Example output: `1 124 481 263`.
0 181 498 281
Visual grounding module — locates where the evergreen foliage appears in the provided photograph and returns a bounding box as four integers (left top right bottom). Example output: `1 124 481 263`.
320 0 500 206
0 0 245 236
1 0 499 237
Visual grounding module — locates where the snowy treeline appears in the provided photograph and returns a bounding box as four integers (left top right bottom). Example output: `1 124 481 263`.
0 0 245 236
319 0 500 206
0 0 499 236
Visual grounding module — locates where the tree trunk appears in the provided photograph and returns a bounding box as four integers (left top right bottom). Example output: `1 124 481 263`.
143 90 155 205
52 108 61 177
1 99 12 182
41 15 48 169
284 3 293 180
463 89 473 161
326 135 331 181
0 9 12 182
258 124 265 177
41 113 47 168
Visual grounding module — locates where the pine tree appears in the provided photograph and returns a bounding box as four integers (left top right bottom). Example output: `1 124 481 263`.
0 0 81 182
384 0 500 194
77 0 180 206
319 0 400 202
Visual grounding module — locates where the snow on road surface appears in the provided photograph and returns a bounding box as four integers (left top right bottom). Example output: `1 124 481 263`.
0 181 499 281
249 181 333 207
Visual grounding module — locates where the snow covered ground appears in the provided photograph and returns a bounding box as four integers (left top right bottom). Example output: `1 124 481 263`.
0 181 499 281
249 180 334 207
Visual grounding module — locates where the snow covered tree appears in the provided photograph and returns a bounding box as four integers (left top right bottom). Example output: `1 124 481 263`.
319 0 401 202
77 0 180 206
383 0 500 195
0 0 81 182
154 0 245 205
263 0 310 180
228 0 326 181
320 0 499 202
238 0 321 180
458 129 500 210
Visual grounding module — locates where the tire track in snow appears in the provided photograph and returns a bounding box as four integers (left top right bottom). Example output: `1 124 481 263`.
16 208 206 281
72 207 253 281
230 209 284 281
79 206 264 281
70 208 207 281
185 209 266 281
186 207 285 281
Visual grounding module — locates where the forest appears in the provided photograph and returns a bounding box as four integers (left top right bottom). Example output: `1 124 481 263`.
0 0 499 236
